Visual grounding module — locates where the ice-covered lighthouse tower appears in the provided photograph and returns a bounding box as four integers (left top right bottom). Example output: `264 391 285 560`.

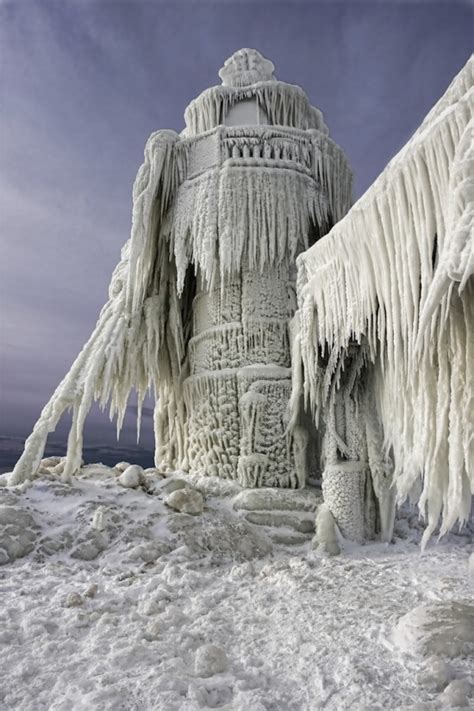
11 49 352 487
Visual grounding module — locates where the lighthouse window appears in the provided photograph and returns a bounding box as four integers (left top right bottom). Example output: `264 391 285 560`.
224 97 270 127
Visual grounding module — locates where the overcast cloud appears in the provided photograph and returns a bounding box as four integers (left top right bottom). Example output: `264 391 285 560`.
0 0 472 469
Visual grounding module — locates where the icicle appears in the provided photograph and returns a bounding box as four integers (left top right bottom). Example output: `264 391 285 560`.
184 81 329 136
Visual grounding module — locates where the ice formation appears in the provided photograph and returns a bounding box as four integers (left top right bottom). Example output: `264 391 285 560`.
292 56 473 545
10 49 352 489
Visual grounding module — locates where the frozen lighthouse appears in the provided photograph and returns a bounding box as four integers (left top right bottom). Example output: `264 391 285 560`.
10 51 472 549
11 49 352 490
169 49 353 487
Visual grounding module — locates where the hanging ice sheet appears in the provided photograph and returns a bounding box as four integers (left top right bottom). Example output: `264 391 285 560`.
293 57 473 546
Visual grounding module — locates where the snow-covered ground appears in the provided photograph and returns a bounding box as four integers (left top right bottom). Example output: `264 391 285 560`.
0 465 472 711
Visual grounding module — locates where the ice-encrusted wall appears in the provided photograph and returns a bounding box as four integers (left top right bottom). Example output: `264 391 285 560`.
185 265 295 486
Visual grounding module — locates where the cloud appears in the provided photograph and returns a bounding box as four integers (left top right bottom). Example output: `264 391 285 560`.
1 0 471 457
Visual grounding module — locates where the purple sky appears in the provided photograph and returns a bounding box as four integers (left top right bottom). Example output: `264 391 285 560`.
0 0 472 470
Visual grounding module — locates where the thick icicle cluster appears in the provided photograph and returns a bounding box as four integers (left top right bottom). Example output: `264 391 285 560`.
183 82 328 137
170 126 351 293
10 130 184 485
294 57 473 544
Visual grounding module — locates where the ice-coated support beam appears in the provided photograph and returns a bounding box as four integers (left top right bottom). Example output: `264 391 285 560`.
322 462 375 543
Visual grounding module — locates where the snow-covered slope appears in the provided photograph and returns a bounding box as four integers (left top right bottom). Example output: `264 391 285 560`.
0 465 472 710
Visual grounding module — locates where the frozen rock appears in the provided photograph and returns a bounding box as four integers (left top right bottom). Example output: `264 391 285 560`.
269 531 309 546
187 681 233 707
91 506 107 531
165 488 203 515
80 463 113 478
141 597 162 616
141 473 166 495
71 532 108 561
137 545 161 563
131 542 170 563
167 510 270 562
159 478 188 495
0 506 36 528
39 530 74 556
71 541 101 561
84 583 98 598
143 620 161 641
233 487 321 513
63 592 83 608
394 601 474 657
114 461 131 472
416 657 455 691
118 465 143 489
194 644 228 677
186 474 242 498
50 457 83 475
40 456 62 469
439 679 472 708
313 503 340 556
144 467 164 478
0 506 38 563
244 510 314 534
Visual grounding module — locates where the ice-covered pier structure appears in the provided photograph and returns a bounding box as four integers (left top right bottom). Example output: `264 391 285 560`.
292 55 473 545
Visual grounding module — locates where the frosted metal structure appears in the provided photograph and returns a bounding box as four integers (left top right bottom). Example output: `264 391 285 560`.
11 50 352 488
292 57 473 546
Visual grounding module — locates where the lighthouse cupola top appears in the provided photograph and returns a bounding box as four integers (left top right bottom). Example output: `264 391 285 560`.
218 48 275 87
183 48 329 137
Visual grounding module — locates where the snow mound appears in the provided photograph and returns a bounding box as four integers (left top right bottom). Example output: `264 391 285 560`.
118 464 143 488
194 643 228 677
313 503 340 556
0 466 272 569
165 488 204 515
416 656 455 692
233 486 320 513
0 505 39 564
438 678 473 708
167 508 271 562
394 601 474 658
